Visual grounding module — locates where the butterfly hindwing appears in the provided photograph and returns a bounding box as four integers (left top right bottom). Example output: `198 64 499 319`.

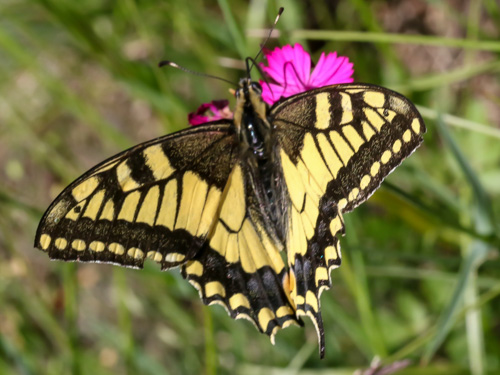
35 122 238 270
272 83 425 353
182 159 301 339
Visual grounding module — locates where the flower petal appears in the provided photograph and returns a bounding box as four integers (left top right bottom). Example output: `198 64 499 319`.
188 100 232 126
188 113 209 126
209 100 231 113
260 81 286 105
291 44 311 86
309 52 354 87
262 44 312 88
261 46 289 84
260 44 355 105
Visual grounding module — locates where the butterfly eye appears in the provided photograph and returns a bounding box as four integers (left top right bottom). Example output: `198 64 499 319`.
250 82 262 94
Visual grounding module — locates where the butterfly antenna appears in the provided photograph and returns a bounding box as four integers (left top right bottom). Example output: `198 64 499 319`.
158 60 237 87
245 56 275 100
249 7 284 71
246 57 267 82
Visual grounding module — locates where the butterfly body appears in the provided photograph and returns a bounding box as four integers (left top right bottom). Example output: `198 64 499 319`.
235 79 286 239
35 79 425 357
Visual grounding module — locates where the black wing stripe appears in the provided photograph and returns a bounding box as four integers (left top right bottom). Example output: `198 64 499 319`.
126 150 155 186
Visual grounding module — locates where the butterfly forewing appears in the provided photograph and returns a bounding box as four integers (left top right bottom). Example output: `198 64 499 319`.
35 122 237 269
271 83 425 355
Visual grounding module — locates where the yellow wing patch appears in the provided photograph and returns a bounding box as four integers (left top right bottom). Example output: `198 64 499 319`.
218 165 246 231
72 176 100 201
117 191 141 222
175 171 209 233
156 180 178 230
143 144 175 181
137 186 160 225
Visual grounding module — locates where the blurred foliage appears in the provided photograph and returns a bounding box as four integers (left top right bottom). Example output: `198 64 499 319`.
1 0 500 374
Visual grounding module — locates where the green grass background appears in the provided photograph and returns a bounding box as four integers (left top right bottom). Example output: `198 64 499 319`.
1 0 500 374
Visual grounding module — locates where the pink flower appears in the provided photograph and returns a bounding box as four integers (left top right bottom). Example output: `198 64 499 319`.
188 100 233 126
259 44 354 105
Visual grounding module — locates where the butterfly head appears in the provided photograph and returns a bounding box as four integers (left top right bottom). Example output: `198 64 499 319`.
235 78 264 106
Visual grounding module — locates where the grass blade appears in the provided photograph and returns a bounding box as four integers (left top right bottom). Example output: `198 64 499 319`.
422 240 489 364
290 30 500 52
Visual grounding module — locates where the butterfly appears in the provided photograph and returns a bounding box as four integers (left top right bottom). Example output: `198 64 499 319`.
35 72 425 357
